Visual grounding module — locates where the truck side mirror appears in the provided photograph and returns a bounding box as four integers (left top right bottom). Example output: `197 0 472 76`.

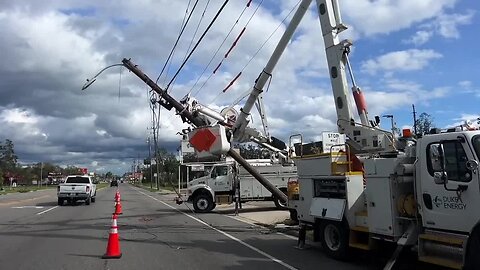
466 160 479 173
433 171 448 185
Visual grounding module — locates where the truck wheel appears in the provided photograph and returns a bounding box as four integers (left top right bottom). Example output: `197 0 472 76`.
193 194 214 213
91 193 96 203
320 220 350 260
58 198 64 206
85 196 91 205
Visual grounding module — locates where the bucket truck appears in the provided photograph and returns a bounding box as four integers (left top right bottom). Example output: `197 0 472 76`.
290 0 480 269
177 0 317 213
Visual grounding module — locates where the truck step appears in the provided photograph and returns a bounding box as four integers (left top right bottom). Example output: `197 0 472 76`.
349 242 370 250
419 233 465 246
351 226 369 232
355 211 368 217
418 255 462 270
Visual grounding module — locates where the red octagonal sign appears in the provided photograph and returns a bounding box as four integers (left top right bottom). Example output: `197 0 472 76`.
189 128 216 152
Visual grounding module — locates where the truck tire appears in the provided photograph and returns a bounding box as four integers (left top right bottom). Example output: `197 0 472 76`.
193 194 214 213
91 192 96 203
58 198 64 206
320 220 350 260
85 196 91 205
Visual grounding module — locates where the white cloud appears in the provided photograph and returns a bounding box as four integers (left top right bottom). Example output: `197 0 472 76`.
342 0 456 36
361 49 442 75
405 30 434 46
404 10 475 45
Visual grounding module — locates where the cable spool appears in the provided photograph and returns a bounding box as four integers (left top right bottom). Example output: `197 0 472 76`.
397 194 417 217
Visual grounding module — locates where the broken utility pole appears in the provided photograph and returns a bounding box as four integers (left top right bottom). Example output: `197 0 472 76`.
121 58 288 204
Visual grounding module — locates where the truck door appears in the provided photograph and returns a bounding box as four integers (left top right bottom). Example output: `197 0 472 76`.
419 134 480 232
210 165 231 192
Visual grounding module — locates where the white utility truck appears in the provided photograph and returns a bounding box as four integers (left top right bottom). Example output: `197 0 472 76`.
57 175 97 206
186 159 296 213
289 0 480 269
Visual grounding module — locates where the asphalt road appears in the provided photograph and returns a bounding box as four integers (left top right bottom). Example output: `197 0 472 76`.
0 184 448 270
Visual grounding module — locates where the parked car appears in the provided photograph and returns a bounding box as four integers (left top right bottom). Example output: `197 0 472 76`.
110 179 118 187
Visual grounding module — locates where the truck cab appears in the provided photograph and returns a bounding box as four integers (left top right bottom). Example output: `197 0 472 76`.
186 163 234 212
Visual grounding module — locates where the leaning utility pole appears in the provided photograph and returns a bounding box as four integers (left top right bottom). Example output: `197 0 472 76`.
121 59 288 204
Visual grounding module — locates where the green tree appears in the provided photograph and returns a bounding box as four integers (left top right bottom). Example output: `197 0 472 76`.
415 112 435 135
239 143 270 159
0 139 18 172
0 167 4 188
105 171 113 179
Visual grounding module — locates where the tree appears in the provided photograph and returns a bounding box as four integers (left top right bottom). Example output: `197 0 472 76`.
0 139 18 172
239 143 270 159
105 171 113 179
415 112 435 135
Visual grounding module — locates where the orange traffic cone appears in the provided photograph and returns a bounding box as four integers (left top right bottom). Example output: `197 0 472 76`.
114 201 123 215
114 191 123 215
103 214 122 259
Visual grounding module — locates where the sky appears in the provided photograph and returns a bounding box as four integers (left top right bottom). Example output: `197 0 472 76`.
0 0 478 174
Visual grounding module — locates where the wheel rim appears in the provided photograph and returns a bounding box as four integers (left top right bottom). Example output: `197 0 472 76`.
277 199 287 208
324 224 341 251
196 198 209 210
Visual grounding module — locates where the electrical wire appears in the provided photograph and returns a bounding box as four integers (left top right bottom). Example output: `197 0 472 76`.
208 0 300 104
194 0 264 97
156 0 199 84
240 0 300 73
189 2 251 96
165 0 230 91
169 0 212 92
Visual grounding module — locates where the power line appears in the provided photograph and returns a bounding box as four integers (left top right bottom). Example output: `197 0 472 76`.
156 0 199 84
194 0 264 96
165 0 230 91
189 2 251 96
208 0 301 104
169 0 212 92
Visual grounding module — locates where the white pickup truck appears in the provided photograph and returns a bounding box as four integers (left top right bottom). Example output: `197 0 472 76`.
57 175 97 205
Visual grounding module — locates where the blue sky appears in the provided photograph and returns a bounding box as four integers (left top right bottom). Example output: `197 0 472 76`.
0 0 478 173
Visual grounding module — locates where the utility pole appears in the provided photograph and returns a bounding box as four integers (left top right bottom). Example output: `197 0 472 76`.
412 104 417 135
147 137 153 190
40 162 43 188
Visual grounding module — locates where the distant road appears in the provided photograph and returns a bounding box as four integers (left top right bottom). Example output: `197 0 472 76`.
0 184 445 270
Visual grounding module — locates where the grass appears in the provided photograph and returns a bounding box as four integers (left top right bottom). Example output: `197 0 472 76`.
133 182 176 193
0 182 110 195
0 185 56 195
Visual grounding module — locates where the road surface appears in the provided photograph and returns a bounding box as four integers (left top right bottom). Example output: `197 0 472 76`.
0 184 446 270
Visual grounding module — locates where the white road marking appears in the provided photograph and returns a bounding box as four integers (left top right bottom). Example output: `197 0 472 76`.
137 190 298 270
12 206 44 209
36 206 59 215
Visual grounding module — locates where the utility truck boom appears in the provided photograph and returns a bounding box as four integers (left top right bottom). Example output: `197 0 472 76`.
289 1 480 269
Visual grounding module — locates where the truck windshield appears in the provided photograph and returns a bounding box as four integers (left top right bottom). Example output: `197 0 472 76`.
472 135 480 160
66 177 90 184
